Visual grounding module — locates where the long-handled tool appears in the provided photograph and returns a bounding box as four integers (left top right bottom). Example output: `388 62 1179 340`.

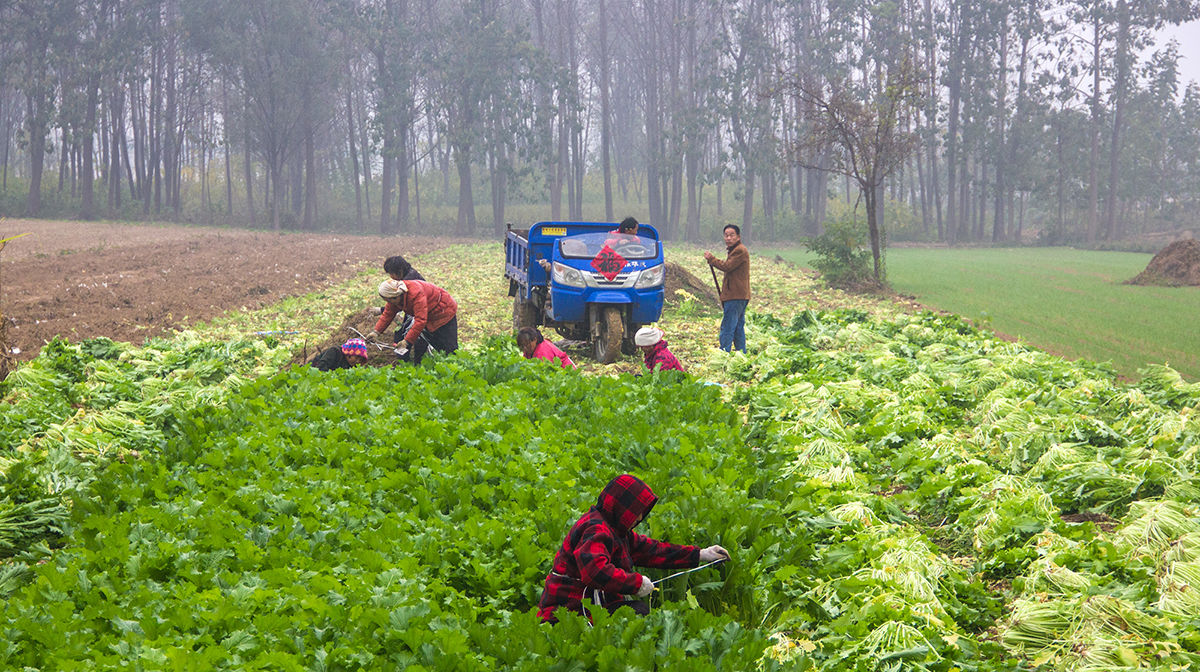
709 264 723 304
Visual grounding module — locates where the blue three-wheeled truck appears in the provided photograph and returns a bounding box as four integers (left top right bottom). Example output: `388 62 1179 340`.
505 221 666 363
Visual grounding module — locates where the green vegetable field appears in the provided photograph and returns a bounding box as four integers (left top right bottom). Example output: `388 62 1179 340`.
2 244 1199 670
764 246 1200 382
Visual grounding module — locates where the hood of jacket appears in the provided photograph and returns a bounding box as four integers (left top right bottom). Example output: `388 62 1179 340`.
594 474 657 534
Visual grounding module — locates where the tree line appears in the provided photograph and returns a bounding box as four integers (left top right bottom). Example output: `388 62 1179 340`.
1 0 1198 244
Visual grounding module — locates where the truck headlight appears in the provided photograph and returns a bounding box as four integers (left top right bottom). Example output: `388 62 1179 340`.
634 264 665 288
552 262 587 288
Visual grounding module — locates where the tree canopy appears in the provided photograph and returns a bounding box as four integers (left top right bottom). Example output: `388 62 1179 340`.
0 0 1198 246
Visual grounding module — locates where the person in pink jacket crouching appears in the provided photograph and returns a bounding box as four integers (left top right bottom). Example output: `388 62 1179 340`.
517 327 576 369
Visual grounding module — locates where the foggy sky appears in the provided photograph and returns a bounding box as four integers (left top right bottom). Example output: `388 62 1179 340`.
1154 20 1200 91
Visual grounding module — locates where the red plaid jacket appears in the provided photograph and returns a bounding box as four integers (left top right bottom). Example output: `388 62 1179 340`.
643 340 684 373
537 474 699 623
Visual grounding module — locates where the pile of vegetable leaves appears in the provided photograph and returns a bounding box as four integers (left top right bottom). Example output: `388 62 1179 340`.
734 309 1200 669
0 333 292 567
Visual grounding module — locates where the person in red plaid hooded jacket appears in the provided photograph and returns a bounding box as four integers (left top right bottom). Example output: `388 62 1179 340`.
537 474 729 623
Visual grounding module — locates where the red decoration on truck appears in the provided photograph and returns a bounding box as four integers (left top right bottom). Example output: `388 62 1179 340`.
590 245 627 281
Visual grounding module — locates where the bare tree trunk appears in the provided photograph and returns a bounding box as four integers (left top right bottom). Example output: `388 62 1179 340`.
864 182 882 282
556 91 568 219
201 104 212 219
741 166 755 241
57 119 67 195
532 0 560 220
397 124 410 232
346 82 363 228
25 103 45 216
686 10 702 244
131 76 145 202
360 87 373 221
598 0 614 220
221 82 231 217
380 126 394 235
1 96 11 191
164 0 179 218
566 0 583 221
958 152 969 240
290 152 303 221
269 161 282 231
1055 115 1065 236
243 97 256 226
303 110 316 230
1017 190 1026 241
81 75 99 220
412 139 422 230
992 13 1008 242
716 164 723 217
455 143 475 234
491 132 507 236
1104 0 1130 241
762 170 777 239
1087 11 1101 243
147 36 161 216
121 93 135 202
944 6 966 243
644 0 664 230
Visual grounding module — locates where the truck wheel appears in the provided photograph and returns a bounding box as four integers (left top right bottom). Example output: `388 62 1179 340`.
621 337 637 356
593 306 624 363
621 324 640 356
512 296 539 333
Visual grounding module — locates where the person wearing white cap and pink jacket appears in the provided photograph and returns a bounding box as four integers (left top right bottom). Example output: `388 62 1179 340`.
365 278 458 365
634 326 684 373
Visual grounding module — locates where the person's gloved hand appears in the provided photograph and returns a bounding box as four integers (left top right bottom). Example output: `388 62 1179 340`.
699 545 730 563
635 575 654 598
364 330 378 341
369 306 383 316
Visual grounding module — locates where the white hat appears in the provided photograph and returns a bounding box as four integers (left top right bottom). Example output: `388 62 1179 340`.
634 326 663 347
378 279 407 299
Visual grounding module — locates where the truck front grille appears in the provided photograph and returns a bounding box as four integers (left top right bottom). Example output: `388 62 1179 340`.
588 272 633 287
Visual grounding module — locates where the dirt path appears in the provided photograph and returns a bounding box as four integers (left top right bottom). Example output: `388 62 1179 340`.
0 219 466 362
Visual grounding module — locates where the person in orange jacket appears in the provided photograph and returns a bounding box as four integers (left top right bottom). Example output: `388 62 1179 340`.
365 278 458 365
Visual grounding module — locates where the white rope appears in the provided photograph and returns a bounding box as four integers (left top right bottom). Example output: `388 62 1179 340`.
653 558 727 587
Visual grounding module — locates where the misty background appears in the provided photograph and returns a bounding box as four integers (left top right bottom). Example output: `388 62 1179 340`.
1 0 1198 247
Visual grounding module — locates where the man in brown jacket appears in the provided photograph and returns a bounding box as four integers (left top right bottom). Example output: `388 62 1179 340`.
704 224 750 352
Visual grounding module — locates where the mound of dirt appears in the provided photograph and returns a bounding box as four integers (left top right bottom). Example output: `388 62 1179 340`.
1127 239 1200 286
290 309 401 368
664 262 721 308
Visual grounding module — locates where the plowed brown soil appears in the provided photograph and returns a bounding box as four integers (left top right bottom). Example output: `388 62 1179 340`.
291 308 400 368
0 219 464 364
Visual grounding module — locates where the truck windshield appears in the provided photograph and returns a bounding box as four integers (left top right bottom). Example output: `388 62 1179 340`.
558 232 659 260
